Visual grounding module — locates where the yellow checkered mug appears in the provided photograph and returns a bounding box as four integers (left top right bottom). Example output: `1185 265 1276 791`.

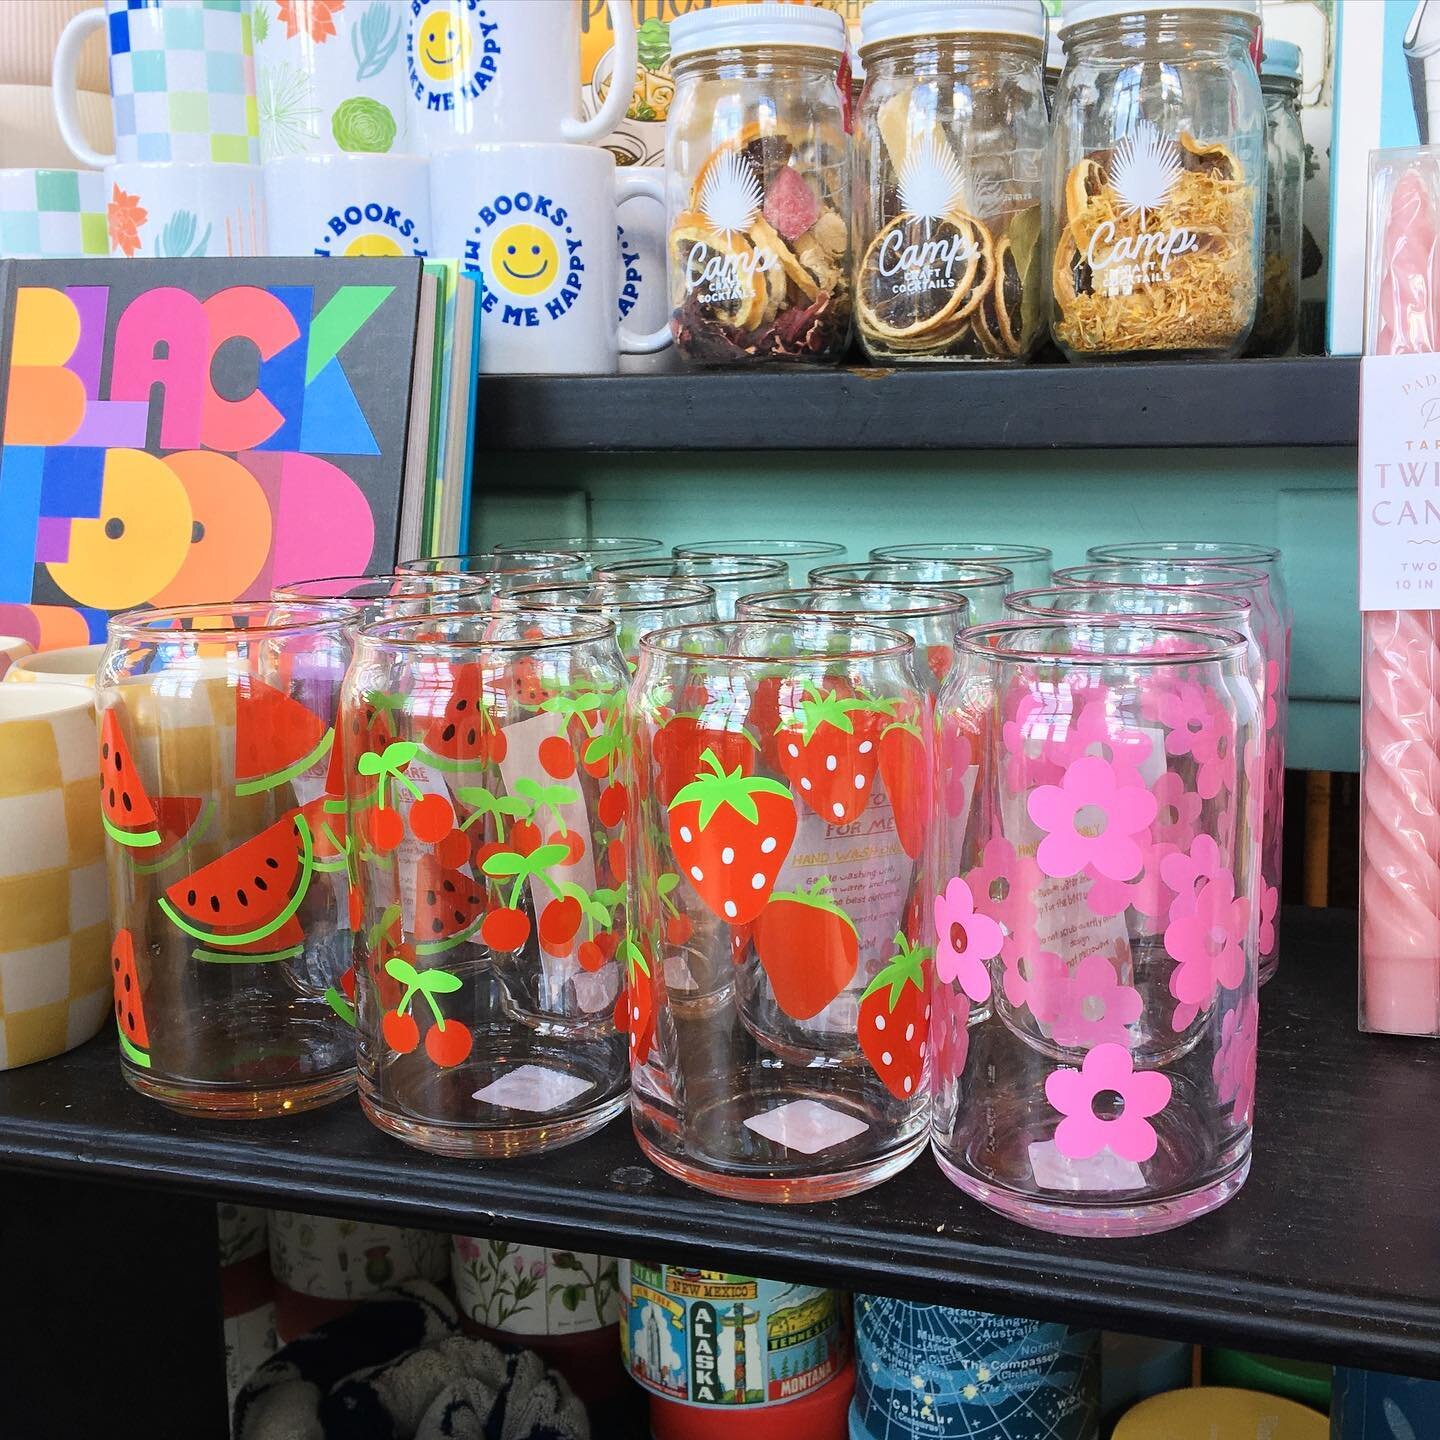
5 642 102 688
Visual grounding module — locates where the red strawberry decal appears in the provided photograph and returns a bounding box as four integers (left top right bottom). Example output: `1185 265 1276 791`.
776 685 895 826
652 715 758 805
858 932 933 1100
878 718 931 860
667 749 796 925
753 876 858 1019
618 938 656 1063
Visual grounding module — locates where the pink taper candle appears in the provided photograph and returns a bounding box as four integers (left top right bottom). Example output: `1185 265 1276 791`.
1361 162 1440 1033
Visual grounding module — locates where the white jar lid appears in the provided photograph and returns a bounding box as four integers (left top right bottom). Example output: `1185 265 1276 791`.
860 0 1047 48
671 3 847 59
1261 38 1302 80
1059 0 1259 37
1046 28 1065 72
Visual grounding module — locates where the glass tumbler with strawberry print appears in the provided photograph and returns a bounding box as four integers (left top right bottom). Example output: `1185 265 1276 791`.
345 611 633 1158
931 620 1262 1236
98 603 359 1118
1055 560 1286 985
629 620 934 1202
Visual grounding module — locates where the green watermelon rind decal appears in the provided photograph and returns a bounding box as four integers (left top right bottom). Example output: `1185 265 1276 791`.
324 985 357 1025
132 798 217 876
117 1029 151 1068
191 944 305 965
158 814 314 948
235 728 335 798
415 911 486 957
102 815 161 849
416 747 488 774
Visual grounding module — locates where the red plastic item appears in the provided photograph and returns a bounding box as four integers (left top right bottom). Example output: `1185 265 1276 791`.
648 1359 855 1440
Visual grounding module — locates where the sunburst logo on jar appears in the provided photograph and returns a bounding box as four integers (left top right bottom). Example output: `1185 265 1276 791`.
673 151 776 324
312 200 429 258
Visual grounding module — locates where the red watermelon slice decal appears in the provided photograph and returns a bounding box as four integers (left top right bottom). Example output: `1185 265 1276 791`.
99 709 160 848
234 676 334 797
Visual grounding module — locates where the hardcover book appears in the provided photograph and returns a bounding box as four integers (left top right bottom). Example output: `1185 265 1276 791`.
0 256 427 649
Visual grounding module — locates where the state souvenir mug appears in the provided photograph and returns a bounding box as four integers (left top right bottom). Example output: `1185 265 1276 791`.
53 0 260 168
264 154 431 258
404 0 636 151
430 142 671 375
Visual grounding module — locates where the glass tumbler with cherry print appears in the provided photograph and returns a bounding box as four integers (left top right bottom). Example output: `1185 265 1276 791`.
501 579 717 665
345 611 633 1157
98 602 358 1118
1055 560 1285 984
931 620 1262 1236
628 620 934 1203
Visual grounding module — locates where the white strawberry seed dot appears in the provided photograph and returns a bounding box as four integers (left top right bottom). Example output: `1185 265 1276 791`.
854 774 866 789
903 1075 913 1094
679 825 693 843
832 802 844 818
905 1023 914 1041
760 836 777 853
874 1014 886 1031
801 778 812 791
881 1050 892 1066
859 740 873 753
721 846 734 864
750 872 765 889
825 754 836 771
787 743 799 758
724 900 737 918
690 865 704 882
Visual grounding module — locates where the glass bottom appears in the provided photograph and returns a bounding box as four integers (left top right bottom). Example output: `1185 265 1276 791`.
632 1081 927 1204
123 1059 355 1119
1259 949 1278 986
934 1143 1250 1238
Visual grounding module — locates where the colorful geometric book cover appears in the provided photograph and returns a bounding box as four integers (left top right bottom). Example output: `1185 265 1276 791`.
0 257 424 650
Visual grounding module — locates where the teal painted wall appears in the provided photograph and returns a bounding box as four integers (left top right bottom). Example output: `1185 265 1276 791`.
478 446 1359 772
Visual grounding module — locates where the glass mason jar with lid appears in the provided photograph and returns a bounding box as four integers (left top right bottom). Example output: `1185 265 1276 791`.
665 3 851 365
1248 39 1305 356
855 0 1049 364
1049 0 1265 361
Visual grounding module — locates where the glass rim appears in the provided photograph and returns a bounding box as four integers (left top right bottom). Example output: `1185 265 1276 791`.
673 538 847 560
595 555 790 581
811 559 1012 589
639 618 916 663
272 572 493 601
492 535 663 556
1006 584 1253 621
503 578 716 613
1085 540 1283 567
737 584 970 620
107 600 357 641
958 618 1250 665
870 542 1054 564
356 608 617 653
395 549 586 574
1053 561 1270 591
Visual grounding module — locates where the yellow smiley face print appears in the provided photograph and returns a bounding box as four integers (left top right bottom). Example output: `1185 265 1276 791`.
418 7 472 82
344 233 404 257
492 223 559 296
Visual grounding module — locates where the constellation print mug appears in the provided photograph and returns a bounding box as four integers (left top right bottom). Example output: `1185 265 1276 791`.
628 620 934 1203
430 142 671 374
404 0 636 151
931 620 1262 1236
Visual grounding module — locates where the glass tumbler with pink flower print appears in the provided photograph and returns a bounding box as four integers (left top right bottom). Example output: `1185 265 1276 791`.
1055 561 1286 984
345 611 633 1158
628 621 934 1203
930 620 1262 1237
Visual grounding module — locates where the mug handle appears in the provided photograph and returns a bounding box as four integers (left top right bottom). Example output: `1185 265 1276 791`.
562 0 637 144
614 167 672 356
52 8 113 169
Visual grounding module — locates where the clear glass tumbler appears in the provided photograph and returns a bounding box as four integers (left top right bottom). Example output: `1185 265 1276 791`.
672 539 846 584
346 611 633 1157
811 560 1013 619
871 543 1054 591
628 620 933 1202
594 555 789 622
1056 559 1286 984
273 573 493 618
931 620 1261 1236
501 579 717 665
494 537 665 573
98 602 358 1118
396 551 588 590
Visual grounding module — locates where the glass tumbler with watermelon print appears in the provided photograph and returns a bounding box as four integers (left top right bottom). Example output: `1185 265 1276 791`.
272 572 495 620
628 620 934 1202
344 610 633 1157
930 620 1262 1236
97 603 359 1118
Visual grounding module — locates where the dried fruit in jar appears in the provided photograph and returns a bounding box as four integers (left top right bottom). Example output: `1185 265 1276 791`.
671 124 851 364
1052 121 1258 356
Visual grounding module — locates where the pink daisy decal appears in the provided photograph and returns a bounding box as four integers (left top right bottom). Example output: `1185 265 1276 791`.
930 983 972 1084
934 876 1002 1003
1213 1000 1258 1126
1027 754 1159 881
1046 698 1154 785
1259 880 1279 953
1028 952 1142 1049
1159 833 1231 921
1158 681 1236 800
1045 1043 1172 1163
1164 873 1251 1030
1151 771 1203 851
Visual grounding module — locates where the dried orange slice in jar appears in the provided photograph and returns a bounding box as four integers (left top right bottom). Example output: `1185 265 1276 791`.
670 211 767 331
858 212 991 344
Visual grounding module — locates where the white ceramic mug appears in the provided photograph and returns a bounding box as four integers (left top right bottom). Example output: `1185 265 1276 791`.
616 192 678 374
3 644 106 689
264 154 430 257
54 0 259 168
253 0 411 161
430 142 670 374
104 160 265 257
0 168 108 259
404 0 636 151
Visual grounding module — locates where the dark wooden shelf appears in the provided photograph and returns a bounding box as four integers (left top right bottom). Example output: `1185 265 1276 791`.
0 908 1436 1376
476 357 1359 452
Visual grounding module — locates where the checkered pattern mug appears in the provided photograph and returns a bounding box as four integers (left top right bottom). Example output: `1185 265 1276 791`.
53 0 260 168
0 169 109 260
0 686 111 1072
